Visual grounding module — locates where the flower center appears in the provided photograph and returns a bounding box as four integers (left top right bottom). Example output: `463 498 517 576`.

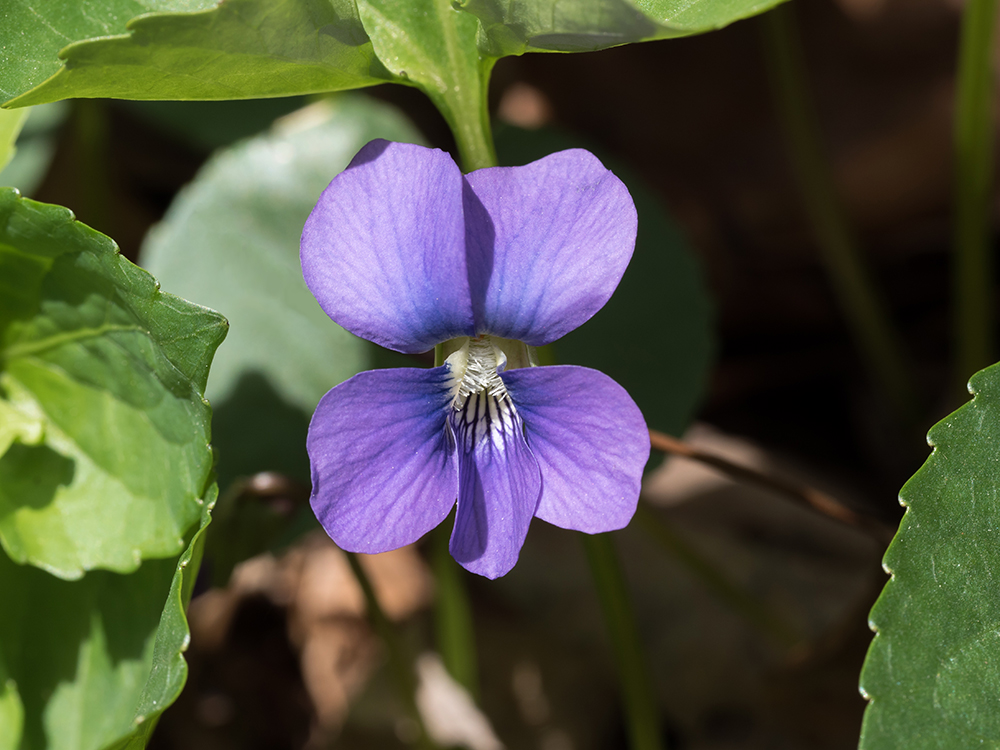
444 336 519 451
453 337 508 406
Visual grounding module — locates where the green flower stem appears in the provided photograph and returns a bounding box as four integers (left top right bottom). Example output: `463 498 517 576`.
760 5 918 421
430 520 480 697
582 532 666 750
634 504 800 647
73 99 111 233
345 551 438 750
953 0 1000 384
431 346 480 696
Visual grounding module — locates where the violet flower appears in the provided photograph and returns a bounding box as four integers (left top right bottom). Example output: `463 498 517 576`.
301 140 649 579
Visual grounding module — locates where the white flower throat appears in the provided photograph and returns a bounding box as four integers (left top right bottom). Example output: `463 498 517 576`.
444 336 527 450
451 337 508 405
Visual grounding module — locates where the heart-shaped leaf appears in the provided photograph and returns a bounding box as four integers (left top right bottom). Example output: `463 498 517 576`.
0 189 226 578
0 485 215 750
859 362 1000 747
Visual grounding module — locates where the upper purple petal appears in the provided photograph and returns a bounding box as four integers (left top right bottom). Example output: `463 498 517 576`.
502 365 649 533
463 150 637 345
307 366 458 553
301 140 476 354
448 390 541 579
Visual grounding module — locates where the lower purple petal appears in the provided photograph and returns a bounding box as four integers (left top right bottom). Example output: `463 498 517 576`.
502 365 649 533
448 391 541 579
308 366 458 553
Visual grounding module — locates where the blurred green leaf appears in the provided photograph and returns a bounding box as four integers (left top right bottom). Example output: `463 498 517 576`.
0 108 28 173
0 485 215 750
142 95 423 490
123 97 308 152
0 189 226 578
4 0 393 108
496 125 715 439
0 103 70 196
463 0 788 56
859 362 1000 747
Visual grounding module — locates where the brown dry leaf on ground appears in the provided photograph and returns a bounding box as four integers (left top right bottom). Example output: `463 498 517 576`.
187 534 434 744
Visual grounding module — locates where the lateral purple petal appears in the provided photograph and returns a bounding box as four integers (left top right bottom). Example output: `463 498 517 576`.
301 140 475 353
308 366 458 553
502 365 649 533
463 149 637 345
448 396 541 579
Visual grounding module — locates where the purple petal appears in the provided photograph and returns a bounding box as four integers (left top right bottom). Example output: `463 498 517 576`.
301 140 475 353
502 365 649 533
463 150 637 345
308 366 458 553
448 391 541 579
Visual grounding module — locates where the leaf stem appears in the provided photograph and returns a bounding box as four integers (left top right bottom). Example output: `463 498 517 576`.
444 57 498 173
440 59 497 173
345 551 438 750
760 5 919 421
581 532 665 750
953 0 1000 384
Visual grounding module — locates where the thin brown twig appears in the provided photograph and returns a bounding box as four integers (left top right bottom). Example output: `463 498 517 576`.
648 429 893 544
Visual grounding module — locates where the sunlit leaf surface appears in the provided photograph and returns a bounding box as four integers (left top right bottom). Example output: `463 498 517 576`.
0 0 217 103
0 189 226 578
463 0 788 55
859 363 1000 747
3 0 393 107
142 94 423 489
4 0 788 107
0 487 215 750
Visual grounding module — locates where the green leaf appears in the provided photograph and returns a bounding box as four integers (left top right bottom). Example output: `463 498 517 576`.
0 190 227 578
496 125 715 438
859 362 1000 747
3 0 787 114
0 0 217 104
4 0 394 108
0 108 29 173
142 95 423 490
463 0 789 56
0 484 216 750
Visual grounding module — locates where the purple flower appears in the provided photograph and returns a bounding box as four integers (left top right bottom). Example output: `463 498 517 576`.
300 140 649 579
